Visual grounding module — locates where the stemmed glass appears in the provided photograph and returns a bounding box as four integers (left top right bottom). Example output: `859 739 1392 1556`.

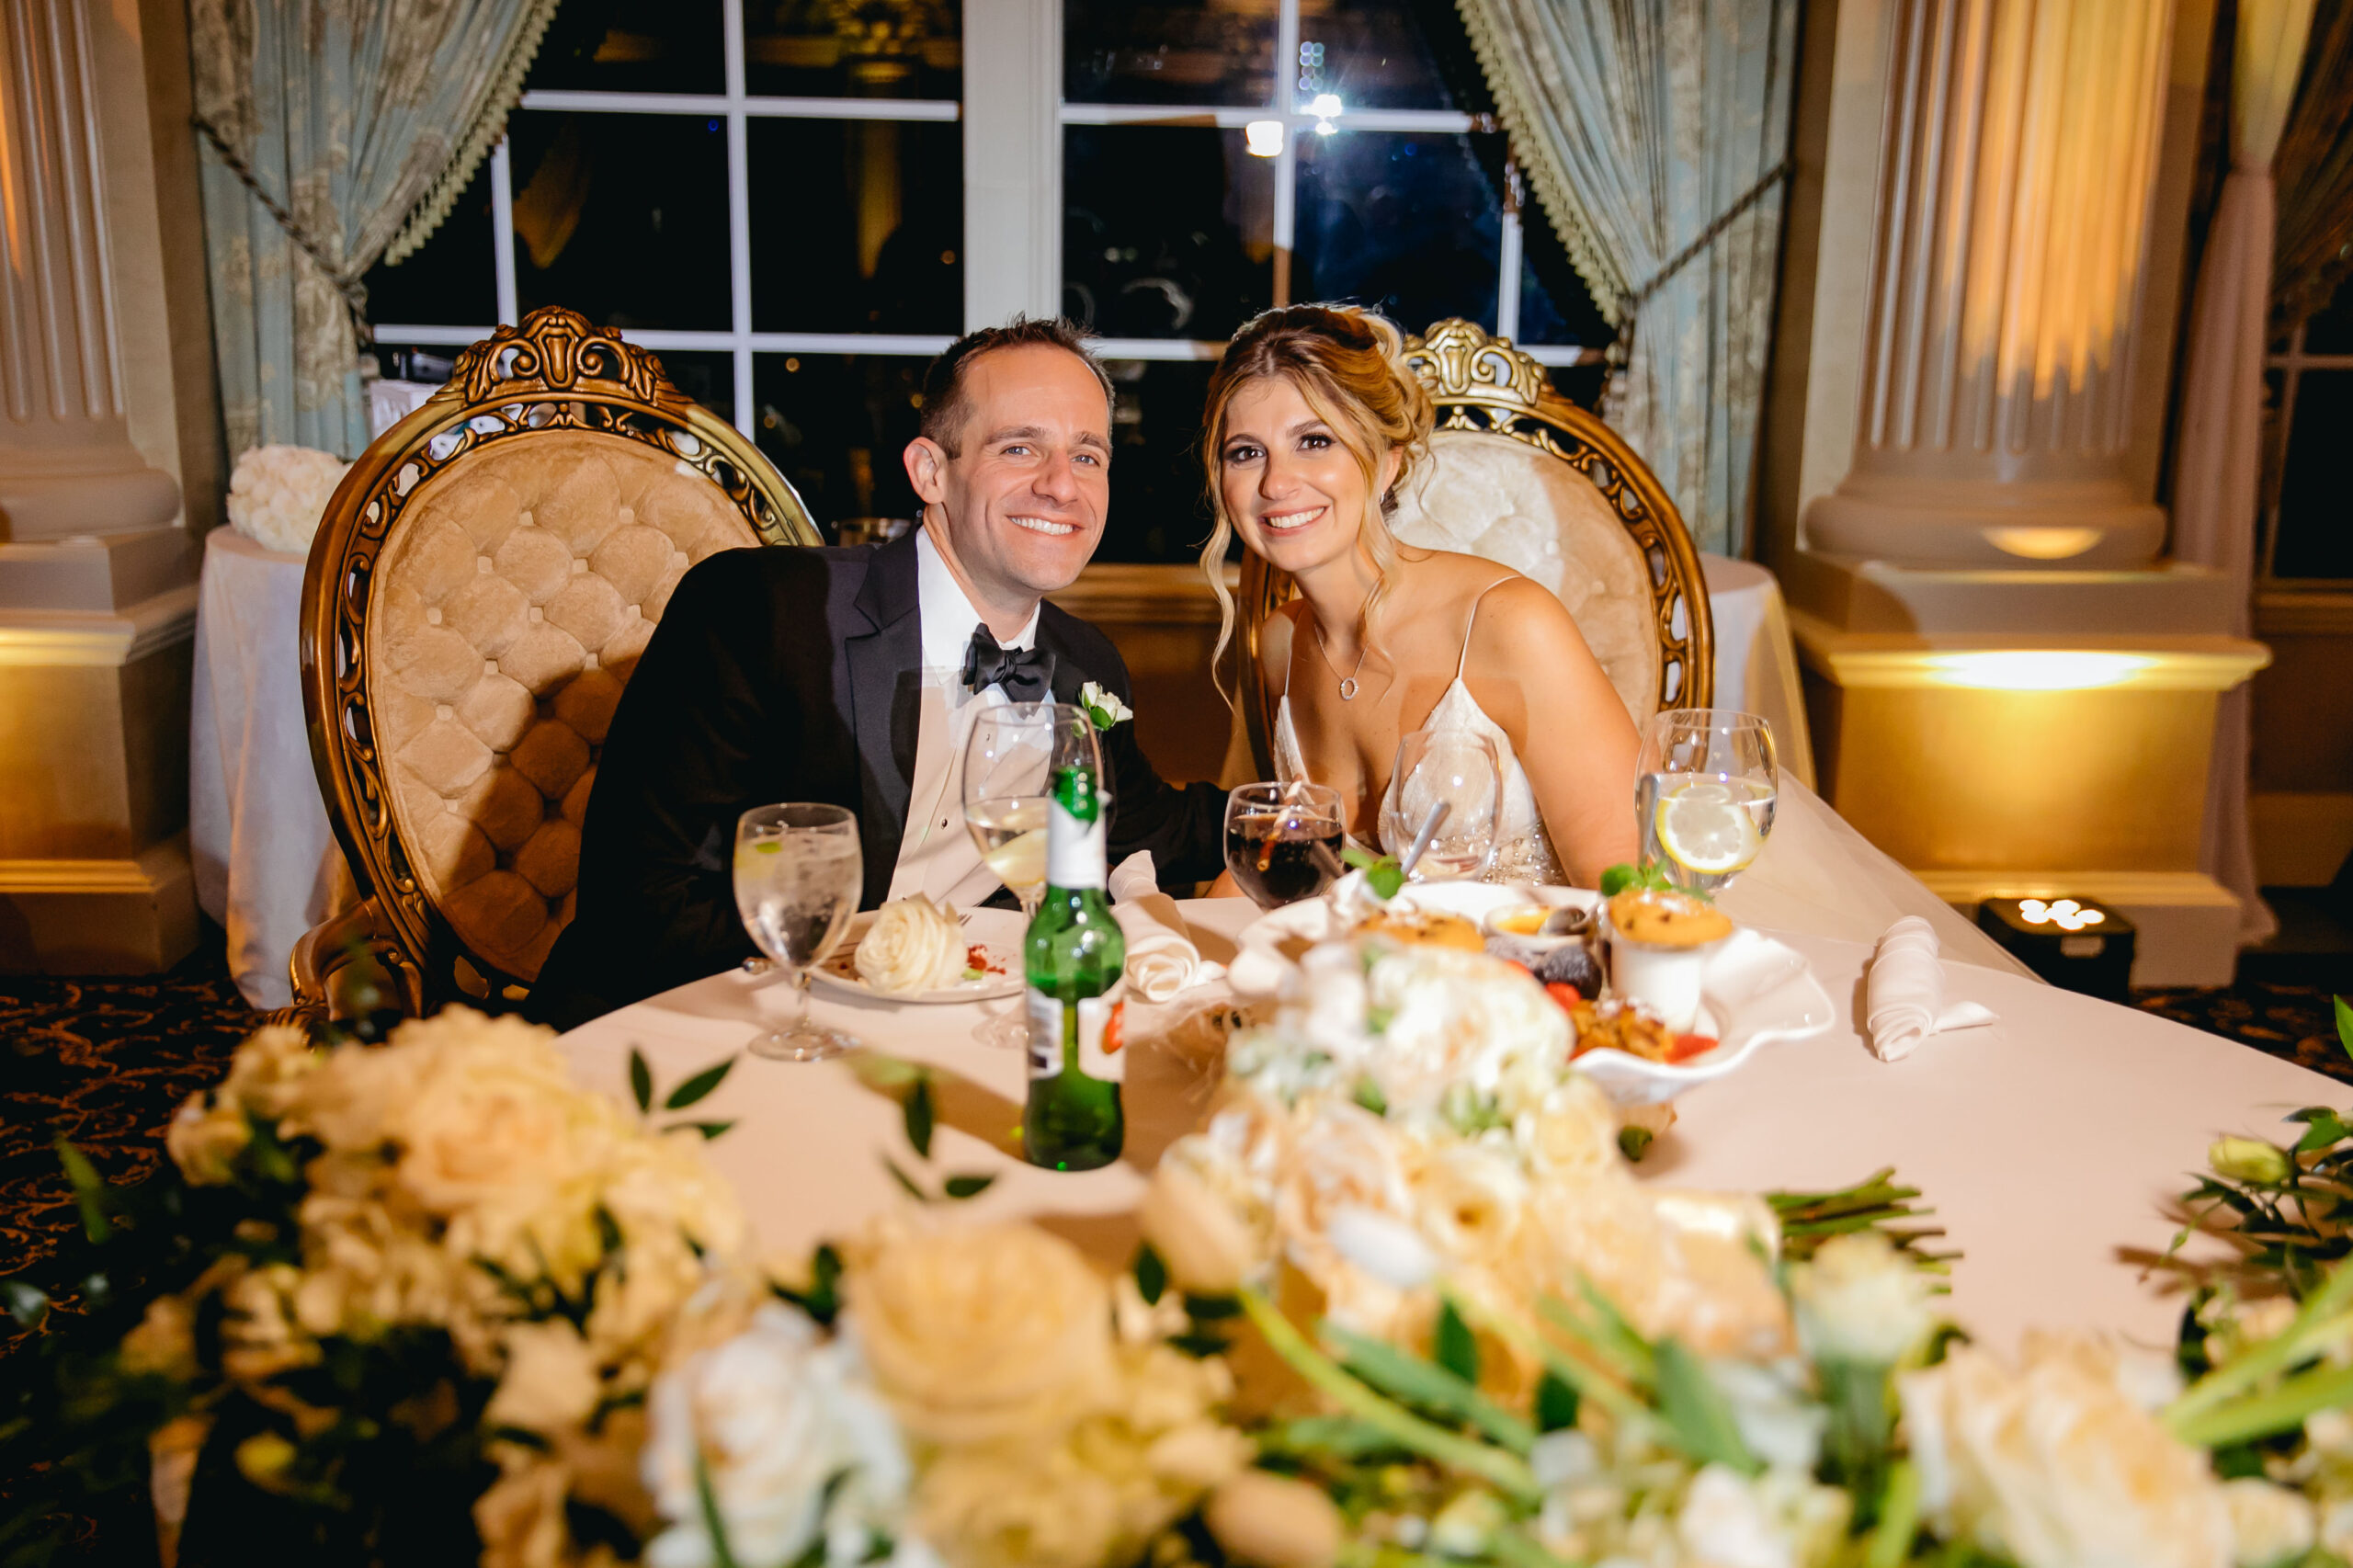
961 702 1102 1047
733 803 864 1062
1635 709 1779 894
1224 782 1347 909
1381 729 1502 881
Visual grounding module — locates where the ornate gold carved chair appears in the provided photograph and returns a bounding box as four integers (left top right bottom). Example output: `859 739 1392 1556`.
291 307 821 1019
1239 318 1712 777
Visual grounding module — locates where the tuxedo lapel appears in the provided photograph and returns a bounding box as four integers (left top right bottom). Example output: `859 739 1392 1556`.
842 531 924 905
1035 615 1091 707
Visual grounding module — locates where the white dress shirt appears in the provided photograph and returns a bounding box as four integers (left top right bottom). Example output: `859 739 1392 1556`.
886 527 1041 905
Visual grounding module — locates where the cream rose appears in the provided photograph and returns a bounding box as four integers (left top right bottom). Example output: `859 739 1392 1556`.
165 1093 250 1186
1141 1140 1265 1294
487 1320 603 1437
642 1303 908 1568
1205 1471 1343 1568
226 443 348 557
1789 1231 1937 1365
857 895 970 994
1899 1335 2233 1568
849 1222 1116 1447
2224 1479 2315 1567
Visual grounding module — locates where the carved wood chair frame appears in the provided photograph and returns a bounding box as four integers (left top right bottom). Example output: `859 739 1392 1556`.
290 306 822 1021
1237 317 1713 778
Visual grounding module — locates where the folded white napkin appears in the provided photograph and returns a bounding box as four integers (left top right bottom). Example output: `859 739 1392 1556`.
1108 851 1226 1002
1865 915 1999 1061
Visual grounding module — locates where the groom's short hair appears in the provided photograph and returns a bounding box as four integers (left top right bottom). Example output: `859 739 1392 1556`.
920 316 1113 457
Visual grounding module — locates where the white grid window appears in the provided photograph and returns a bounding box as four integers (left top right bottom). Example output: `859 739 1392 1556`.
1058 0 1592 369
369 0 1597 549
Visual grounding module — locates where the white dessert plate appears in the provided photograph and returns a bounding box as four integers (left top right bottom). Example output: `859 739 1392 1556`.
809 907 1026 1005
1229 880 1833 1106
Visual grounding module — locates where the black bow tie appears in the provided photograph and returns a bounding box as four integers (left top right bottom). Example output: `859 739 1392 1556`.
961 626 1056 702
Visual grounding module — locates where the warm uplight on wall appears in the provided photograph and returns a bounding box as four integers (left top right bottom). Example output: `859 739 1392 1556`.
1926 652 2153 690
1245 120 1285 157
2017 898 2105 931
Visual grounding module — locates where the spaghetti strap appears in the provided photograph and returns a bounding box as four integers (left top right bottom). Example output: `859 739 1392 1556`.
1454 577 1517 681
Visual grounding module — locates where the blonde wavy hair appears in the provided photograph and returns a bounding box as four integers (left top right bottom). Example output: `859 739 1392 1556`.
1198 304 1436 705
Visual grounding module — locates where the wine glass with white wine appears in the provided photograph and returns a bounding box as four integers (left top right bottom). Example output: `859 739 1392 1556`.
733 803 864 1062
962 702 1102 1048
1636 709 1778 894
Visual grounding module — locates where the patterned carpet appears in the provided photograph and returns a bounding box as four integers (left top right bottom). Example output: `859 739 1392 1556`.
0 927 259 1284
0 939 2347 1283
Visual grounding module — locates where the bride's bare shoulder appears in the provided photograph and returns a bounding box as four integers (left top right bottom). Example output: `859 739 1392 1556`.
1254 600 1302 683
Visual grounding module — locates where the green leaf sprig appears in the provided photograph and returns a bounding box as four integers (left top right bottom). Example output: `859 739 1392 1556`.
627 1047 737 1139
1339 844 1404 900
1768 1167 1956 1276
1597 860 1713 903
858 1057 997 1205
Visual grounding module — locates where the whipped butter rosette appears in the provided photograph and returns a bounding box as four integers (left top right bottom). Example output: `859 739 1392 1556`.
853 894 970 994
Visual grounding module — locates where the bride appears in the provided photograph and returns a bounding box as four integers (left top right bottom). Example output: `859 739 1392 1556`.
1200 304 1639 888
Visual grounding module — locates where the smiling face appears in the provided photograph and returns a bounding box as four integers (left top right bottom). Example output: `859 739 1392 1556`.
1215 373 1401 578
904 343 1111 621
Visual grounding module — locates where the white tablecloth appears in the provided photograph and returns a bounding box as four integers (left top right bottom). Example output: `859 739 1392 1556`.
556 893 2330 1353
1700 553 1813 789
188 528 353 1008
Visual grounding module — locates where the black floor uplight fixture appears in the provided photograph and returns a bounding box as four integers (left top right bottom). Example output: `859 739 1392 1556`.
1976 896 2137 1001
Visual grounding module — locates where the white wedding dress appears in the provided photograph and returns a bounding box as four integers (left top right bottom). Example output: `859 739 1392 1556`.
1273 580 1568 884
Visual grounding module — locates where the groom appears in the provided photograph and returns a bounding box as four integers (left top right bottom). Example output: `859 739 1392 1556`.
528 318 1226 1029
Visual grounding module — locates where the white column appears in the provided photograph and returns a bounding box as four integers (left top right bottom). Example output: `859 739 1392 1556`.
1803 0 2174 568
0 0 179 541
961 0 1062 329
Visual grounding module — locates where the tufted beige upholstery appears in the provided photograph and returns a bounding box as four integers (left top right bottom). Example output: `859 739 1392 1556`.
1390 429 1662 725
369 431 761 981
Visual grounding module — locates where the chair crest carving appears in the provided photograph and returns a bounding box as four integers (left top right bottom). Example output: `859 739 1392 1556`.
1239 317 1711 780
449 312 676 407
297 306 821 1017
1401 318 1550 409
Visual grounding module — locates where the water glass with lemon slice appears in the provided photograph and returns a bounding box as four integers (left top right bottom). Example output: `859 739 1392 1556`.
1635 710 1778 893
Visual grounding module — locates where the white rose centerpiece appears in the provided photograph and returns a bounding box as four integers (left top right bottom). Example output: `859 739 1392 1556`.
856 895 972 994
226 444 349 557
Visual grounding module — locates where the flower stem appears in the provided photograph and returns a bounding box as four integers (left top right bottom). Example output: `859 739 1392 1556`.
1236 1288 1541 1504
2167 1257 2353 1430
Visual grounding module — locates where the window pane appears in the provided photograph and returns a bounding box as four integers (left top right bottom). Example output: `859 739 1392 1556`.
648 348 738 426
1065 0 1276 107
1302 0 1468 111
2273 369 2353 579
745 1 960 98
509 113 732 331
2301 274 2353 355
363 161 495 329
527 0 722 95
1294 131 1504 332
750 119 961 334
1101 359 1218 563
753 354 928 537
1063 127 1275 339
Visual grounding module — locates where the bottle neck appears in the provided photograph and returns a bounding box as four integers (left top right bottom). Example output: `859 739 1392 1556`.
1044 765 1107 892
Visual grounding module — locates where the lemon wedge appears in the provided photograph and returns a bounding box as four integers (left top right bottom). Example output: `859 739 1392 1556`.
1654 779 1764 876
983 827 1049 892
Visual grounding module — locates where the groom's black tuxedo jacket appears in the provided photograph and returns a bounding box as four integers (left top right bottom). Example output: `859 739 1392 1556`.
527 529 1225 1030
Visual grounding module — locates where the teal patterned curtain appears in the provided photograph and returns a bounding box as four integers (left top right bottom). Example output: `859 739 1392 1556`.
190 0 562 460
1455 0 1799 556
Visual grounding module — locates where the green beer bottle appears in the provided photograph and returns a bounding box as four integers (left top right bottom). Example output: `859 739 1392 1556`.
1022 763 1127 1171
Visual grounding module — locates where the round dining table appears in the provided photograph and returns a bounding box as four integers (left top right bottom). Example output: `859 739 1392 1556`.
555 863 2336 1360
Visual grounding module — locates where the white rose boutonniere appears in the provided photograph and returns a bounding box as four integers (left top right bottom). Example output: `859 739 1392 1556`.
1080 681 1132 732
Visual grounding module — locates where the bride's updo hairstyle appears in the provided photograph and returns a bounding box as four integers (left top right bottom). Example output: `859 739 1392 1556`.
1199 304 1435 703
